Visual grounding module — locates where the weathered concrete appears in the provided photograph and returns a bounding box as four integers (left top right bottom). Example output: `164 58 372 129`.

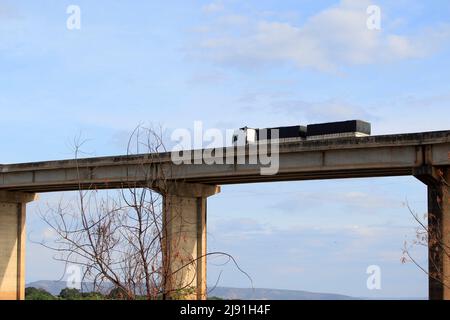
0 192 36 300
0 131 449 192
0 130 449 300
415 167 450 300
162 183 220 299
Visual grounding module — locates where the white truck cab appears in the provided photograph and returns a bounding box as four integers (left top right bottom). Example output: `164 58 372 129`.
232 127 257 146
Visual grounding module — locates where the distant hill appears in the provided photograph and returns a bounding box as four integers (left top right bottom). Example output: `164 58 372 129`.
27 280 79 296
26 280 355 300
208 286 355 300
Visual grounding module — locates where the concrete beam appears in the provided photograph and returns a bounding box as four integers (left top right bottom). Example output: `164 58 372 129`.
0 131 449 192
162 183 220 300
0 192 36 300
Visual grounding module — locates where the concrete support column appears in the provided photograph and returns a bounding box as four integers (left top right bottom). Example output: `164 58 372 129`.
415 167 450 300
0 191 36 300
161 183 220 300
427 168 450 300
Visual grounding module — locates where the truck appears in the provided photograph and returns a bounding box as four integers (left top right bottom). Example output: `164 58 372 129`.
232 120 371 145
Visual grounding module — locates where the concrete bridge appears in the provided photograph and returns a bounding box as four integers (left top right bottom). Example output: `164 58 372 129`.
1 130 449 300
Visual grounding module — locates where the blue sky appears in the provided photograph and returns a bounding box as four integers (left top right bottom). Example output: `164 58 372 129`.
1 0 450 298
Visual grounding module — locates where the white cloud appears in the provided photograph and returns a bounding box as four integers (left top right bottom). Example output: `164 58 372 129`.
202 1 224 14
0 1 16 19
42 227 57 240
217 14 249 26
232 89 375 123
209 217 274 242
274 266 305 274
187 70 228 85
270 98 373 122
340 191 398 210
194 0 450 72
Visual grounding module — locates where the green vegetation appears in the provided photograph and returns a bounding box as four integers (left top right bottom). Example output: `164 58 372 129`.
59 288 82 300
25 287 57 300
26 287 104 300
25 286 224 300
107 287 128 300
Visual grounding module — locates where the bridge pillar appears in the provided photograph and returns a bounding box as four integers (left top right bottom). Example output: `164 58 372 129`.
0 191 36 300
161 183 220 300
414 167 450 300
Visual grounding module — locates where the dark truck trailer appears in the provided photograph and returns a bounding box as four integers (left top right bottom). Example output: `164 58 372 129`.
306 120 371 140
256 125 307 141
231 120 371 146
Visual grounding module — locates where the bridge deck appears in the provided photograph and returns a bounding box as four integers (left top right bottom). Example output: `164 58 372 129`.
1 131 449 192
